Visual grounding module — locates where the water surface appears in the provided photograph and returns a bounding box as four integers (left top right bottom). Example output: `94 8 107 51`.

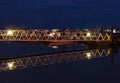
0 0 120 83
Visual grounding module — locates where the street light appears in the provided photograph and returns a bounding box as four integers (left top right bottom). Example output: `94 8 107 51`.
49 32 55 37
86 32 91 37
7 30 14 36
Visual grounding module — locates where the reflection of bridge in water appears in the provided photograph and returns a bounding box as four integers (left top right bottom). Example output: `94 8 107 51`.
0 27 119 72
0 47 117 72
0 27 119 46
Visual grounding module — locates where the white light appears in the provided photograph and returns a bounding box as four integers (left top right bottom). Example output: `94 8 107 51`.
86 32 91 37
113 29 116 33
49 32 55 37
51 29 59 32
7 62 15 70
86 52 91 59
52 46 58 49
7 30 13 36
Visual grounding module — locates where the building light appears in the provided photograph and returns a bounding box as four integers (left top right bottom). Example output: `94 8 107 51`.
51 29 59 32
113 29 116 33
7 30 14 36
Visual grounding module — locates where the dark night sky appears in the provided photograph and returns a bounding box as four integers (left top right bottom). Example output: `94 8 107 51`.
0 0 120 28
0 0 120 83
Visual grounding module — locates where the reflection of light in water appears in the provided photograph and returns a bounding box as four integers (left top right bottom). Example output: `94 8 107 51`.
7 30 14 36
51 46 58 49
7 62 16 70
107 48 111 55
86 52 91 59
81 44 84 46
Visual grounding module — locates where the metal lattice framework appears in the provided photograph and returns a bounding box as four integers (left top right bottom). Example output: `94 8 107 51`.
0 48 111 72
0 29 110 42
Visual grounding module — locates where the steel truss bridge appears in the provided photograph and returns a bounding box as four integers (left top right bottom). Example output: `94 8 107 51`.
0 29 111 42
0 48 111 72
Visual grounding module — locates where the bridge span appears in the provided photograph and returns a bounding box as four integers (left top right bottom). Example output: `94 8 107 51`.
0 29 113 44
